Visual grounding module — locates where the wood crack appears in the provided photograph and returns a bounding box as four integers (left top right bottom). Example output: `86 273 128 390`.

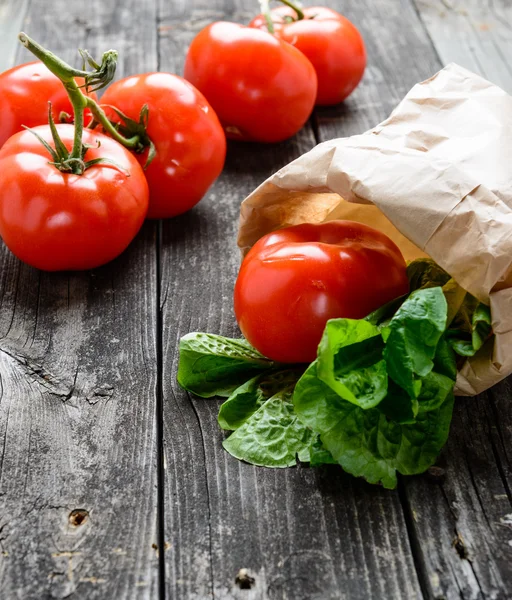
187 392 215 599
487 392 512 505
397 478 430 600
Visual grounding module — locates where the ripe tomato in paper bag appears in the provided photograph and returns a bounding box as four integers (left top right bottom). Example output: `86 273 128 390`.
234 221 409 363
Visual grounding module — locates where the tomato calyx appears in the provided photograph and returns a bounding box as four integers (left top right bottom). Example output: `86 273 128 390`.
18 32 156 170
90 103 156 169
24 103 128 175
76 48 118 93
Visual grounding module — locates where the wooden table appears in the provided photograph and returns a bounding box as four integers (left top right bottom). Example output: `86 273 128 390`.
0 0 511 598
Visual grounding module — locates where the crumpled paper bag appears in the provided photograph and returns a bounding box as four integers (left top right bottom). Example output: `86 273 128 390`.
238 64 512 396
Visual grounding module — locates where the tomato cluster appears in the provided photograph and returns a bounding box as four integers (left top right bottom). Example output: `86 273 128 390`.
0 5 366 272
0 38 227 270
185 6 366 142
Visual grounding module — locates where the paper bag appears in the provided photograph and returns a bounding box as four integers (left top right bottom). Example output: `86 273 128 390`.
238 64 512 396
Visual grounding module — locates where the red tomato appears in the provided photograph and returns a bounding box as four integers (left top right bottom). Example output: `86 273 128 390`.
234 221 409 363
249 7 366 106
0 125 149 271
0 61 96 149
183 22 317 143
100 73 226 219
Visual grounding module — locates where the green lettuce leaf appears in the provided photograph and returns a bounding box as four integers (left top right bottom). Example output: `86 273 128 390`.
448 302 492 357
377 379 418 424
433 335 458 380
293 362 454 489
364 293 408 328
417 371 455 412
222 390 313 468
177 333 275 398
407 258 451 291
317 319 388 409
308 435 337 466
408 259 493 359
442 279 468 326
383 287 447 398
218 368 302 431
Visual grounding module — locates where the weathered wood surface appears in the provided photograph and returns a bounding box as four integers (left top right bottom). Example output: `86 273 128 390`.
0 0 30 72
0 0 160 599
414 0 512 93
0 0 511 598
316 2 512 600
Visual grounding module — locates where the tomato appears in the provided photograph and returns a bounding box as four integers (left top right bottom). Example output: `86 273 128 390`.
100 73 226 219
249 7 366 106
183 22 317 143
0 61 96 149
0 125 149 271
234 221 409 363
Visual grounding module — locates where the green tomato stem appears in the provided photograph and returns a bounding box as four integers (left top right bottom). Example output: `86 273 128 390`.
85 99 141 149
18 32 90 81
259 0 275 34
275 0 305 21
18 32 142 164
18 32 91 162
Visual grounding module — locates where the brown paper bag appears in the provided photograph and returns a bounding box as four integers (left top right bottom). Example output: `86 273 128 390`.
238 64 512 396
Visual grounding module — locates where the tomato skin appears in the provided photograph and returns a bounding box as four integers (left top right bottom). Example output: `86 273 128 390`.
183 22 318 143
0 61 96 149
100 73 226 219
234 221 409 363
249 7 366 106
0 125 149 271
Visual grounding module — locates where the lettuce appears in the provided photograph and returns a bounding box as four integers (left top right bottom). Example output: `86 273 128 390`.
176 260 494 488
293 362 454 489
222 389 313 468
177 332 276 397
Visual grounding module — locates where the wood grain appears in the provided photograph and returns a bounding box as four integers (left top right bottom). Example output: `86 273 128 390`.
315 2 512 599
401 387 512 600
0 0 30 71
0 0 511 598
159 0 423 598
0 1 160 598
414 0 512 93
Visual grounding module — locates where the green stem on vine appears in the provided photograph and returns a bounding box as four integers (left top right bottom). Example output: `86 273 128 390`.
85 99 141 150
18 32 146 174
19 32 90 161
18 32 91 81
259 0 275 34
259 0 305 34
276 0 305 20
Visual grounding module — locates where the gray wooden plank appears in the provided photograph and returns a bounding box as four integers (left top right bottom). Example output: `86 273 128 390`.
159 0 423 598
0 1 160 598
401 388 512 600
414 0 512 93
0 0 30 71
488 378 512 501
315 1 512 598
313 0 441 140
